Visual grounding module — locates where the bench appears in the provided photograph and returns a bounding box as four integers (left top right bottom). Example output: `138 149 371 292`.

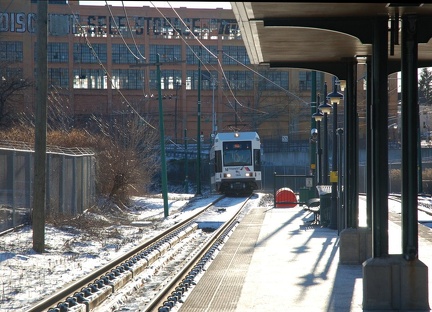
304 198 321 224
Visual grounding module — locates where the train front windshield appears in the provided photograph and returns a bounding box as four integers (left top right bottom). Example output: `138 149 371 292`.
223 141 252 166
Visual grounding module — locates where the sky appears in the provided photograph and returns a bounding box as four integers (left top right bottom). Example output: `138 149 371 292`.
79 1 232 10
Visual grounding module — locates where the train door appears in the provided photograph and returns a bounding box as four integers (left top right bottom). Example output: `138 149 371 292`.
253 148 261 171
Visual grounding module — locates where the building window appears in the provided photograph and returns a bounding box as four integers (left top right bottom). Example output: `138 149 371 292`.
48 43 68 63
148 17 182 39
186 46 217 65
111 69 144 90
180 18 221 40
73 69 107 89
222 46 249 65
186 70 198 90
223 71 253 90
299 71 322 91
148 17 222 40
185 70 218 90
149 45 181 63
149 70 181 90
49 68 69 88
0 41 23 62
73 43 107 64
2 67 22 80
219 19 241 40
259 70 289 90
201 71 218 90
185 71 224 90
112 44 145 64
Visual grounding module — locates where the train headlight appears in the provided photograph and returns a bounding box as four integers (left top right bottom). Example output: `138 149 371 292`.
224 173 232 178
245 172 253 177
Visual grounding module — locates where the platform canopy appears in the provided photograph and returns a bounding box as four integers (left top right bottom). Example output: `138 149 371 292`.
231 2 432 78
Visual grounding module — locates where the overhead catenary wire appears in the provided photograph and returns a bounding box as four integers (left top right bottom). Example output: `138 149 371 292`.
119 0 148 97
66 2 195 150
148 1 244 124
150 1 268 121
166 2 268 115
222 52 309 106
159 2 301 115
67 2 303 140
105 0 145 61
164 0 304 108
121 0 147 61
149 1 244 120
67 2 156 131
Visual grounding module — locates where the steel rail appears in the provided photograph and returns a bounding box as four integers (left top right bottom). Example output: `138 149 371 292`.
26 195 224 312
142 195 252 312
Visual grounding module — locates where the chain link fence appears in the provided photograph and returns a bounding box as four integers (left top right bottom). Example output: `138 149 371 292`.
0 141 96 233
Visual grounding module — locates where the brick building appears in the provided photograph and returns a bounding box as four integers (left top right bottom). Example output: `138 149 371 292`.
0 1 398 146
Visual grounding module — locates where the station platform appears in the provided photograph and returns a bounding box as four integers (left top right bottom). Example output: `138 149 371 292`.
178 197 432 312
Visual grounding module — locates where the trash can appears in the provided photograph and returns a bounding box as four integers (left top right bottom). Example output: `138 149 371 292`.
316 185 332 226
275 187 297 208
299 187 311 203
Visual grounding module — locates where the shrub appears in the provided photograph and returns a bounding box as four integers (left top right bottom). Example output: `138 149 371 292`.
389 167 432 195
0 114 160 207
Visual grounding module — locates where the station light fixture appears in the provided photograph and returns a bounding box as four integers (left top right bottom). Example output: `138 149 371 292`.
327 82 344 105
319 100 332 115
312 109 324 122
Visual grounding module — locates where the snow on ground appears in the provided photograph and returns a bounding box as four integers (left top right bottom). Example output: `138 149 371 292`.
0 192 270 311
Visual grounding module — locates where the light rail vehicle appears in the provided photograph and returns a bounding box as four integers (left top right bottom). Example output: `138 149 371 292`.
210 132 262 195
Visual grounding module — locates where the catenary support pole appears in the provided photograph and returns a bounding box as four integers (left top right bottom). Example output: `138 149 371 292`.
196 47 202 196
184 129 189 193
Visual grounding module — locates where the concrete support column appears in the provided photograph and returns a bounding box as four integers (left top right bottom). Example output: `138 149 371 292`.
401 14 419 261
370 16 389 258
363 15 429 311
339 58 369 265
344 57 358 229
365 57 372 229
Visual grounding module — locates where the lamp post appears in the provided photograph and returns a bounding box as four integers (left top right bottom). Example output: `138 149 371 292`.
319 83 332 185
312 94 324 185
327 76 344 230
316 84 332 226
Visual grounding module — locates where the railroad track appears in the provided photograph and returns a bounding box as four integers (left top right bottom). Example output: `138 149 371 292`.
26 195 223 312
142 196 251 312
26 195 251 312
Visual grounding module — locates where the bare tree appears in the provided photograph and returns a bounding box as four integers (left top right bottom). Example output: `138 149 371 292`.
91 112 160 205
243 71 304 137
0 61 33 127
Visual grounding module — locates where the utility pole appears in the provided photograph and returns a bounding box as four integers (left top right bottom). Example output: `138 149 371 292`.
156 54 169 218
33 0 48 253
196 47 202 196
131 56 184 217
